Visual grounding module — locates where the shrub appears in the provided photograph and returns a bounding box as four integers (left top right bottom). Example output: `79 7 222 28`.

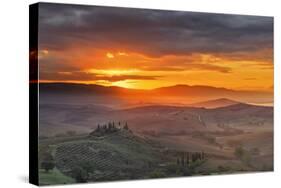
70 162 95 183
181 167 192 176
149 169 166 178
166 164 180 174
41 161 55 173
234 146 245 159
71 167 88 183
234 146 252 166
41 153 55 172
217 165 231 172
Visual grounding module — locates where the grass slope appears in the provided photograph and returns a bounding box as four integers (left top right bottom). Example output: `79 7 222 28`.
54 130 167 182
39 168 75 185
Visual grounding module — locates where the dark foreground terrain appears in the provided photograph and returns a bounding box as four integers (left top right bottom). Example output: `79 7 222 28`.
39 125 209 185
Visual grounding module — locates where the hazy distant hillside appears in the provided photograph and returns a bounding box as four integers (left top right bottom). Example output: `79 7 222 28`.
153 84 233 95
39 100 273 137
39 83 140 95
189 98 240 108
39 88 273 181
208 103 273 123
39 83 273 105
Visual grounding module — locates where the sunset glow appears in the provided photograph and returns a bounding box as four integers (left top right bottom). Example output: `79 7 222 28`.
35 5 274 184
39 49 273 91
106 52 114 59
38 5 273 93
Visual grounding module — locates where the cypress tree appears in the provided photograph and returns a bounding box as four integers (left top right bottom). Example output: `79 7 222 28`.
186 152 190 166
181 154 185 166
124 122 129 130
176 158 180 165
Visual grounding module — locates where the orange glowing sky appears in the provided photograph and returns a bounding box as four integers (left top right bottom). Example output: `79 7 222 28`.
37 3 273 92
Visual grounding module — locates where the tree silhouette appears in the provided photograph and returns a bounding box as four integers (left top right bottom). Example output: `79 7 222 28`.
124 122 129 130
181 153 185 166
41 153 55 173
186 152 190 166
201 151 205 160
177 158 180 165
71 167 87 183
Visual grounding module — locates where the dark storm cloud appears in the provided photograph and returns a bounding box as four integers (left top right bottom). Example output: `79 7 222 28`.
38 3 273 58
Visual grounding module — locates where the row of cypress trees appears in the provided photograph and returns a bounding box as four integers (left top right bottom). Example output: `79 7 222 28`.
176 151 205 166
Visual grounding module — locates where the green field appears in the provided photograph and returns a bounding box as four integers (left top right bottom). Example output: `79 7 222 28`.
39 168 75 185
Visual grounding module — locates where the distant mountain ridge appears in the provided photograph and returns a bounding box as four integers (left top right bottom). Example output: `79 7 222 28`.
39 83 272 105
188 98 240 109
39 83 269 94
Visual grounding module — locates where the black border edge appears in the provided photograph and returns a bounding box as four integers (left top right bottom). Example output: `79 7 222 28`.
29 3 39 186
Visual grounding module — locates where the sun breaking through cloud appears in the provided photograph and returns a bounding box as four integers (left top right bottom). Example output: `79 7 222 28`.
37 3 273 92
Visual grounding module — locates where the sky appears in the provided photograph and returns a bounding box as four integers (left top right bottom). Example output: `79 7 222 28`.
37 3 273 91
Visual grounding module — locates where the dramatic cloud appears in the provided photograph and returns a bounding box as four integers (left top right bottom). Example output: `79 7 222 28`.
36 3 273 91
38 3 273 58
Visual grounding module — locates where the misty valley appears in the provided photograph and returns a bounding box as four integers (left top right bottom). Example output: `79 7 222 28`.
38 83 273 185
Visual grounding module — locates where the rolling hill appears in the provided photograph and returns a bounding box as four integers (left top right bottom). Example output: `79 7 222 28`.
39 99 273 138
53 128 170 182
38 83 273 184
38 83 273 106
188 98 240 108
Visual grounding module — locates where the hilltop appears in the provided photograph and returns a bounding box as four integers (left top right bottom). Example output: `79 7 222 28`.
54 124 169 182
89 121 132 137
188 98 240 109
